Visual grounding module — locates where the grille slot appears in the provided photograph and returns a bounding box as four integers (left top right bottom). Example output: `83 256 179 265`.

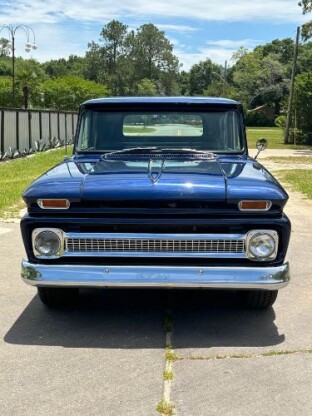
64 233 246 258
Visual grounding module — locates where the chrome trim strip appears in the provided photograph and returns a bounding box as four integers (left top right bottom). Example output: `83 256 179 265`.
63 232 246 259
21 260 290 290
66 232 245 240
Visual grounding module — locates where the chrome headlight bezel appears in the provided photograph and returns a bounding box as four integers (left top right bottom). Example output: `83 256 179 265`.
246 230 279 261
32 228 64 259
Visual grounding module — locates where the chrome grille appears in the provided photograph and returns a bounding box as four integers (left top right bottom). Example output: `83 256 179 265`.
66 238 244 253
64 233 246 258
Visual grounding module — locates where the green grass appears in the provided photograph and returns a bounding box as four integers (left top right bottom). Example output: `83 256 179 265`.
0 148 69 219
123 126 156 134
247 127 311 150
163 370 174 381
165 348 179 362
156 400 174 416
265 156 312 165
278 169 312 200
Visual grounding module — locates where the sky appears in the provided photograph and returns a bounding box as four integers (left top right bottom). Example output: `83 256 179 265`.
0 0 309 71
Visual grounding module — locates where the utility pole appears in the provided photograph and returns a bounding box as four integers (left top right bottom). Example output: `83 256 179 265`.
223 60 227 96
212 60 228 97
284 26 300 144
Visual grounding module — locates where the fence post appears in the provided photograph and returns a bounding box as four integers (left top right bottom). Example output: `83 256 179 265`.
57 112 60 139
16 110 19 150
48 111 52 140
39 110 42 140
28 111 32 149
71 113 74 138
64 113 67 154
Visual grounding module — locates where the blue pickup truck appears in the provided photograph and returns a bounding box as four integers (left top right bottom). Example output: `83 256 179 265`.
20 97 290 308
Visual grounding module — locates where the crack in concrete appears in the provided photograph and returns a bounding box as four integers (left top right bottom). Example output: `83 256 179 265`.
178 349 312 362
156 308 176 416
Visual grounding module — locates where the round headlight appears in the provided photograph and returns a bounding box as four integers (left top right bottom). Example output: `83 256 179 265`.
249 233 276 259
34 230 61 256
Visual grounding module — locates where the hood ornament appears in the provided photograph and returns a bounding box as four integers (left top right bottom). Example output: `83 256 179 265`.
147 159 166 184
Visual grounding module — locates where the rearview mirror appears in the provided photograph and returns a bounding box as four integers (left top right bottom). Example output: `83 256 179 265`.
254 138 268 159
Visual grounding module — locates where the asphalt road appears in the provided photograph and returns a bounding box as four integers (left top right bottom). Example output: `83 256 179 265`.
1 182 312 415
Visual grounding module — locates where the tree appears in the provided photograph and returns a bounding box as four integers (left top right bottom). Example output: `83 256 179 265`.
0 57 12 76
177 71 190 95
100 20 129 71
33 75 110 111
188 59 222 95
300 0 312 11
84 41 105 82
43 55 86 79
0 59 44 108
232 48 289 113
16 59 46 108
85 21 180 95
297 41 312 72
0 76 16 107
231 49 263 106
85 20 131 95
254 38 294 66
43 58 68 78
293 71 312 142
137 78 157 96
131 23 179 90
0 38 10 57
299 0 312 40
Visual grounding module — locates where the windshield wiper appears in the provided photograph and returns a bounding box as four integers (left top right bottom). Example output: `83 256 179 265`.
100 147 217 161
158 148 215 155
101 147 158 159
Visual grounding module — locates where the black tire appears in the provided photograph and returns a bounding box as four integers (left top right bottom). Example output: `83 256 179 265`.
241 290 278 309
37 287 79 308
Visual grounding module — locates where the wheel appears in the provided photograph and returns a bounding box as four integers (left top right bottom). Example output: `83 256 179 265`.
241 290 278 309
37 287 79 308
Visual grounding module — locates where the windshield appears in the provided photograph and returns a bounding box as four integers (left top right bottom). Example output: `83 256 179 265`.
77 110 244 153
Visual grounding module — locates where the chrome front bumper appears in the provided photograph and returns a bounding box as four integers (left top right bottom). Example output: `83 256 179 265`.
21 260 290 290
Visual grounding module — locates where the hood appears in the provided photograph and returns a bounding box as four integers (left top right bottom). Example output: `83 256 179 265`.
23 161 83 200
81 158 226 202
23 155 288 213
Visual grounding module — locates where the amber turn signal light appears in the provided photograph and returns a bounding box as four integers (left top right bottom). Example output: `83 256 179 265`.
37 199 70 209
238 200 272 211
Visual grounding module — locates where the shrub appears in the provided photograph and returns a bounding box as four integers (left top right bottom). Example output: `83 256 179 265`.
245 112 275 127
275 115 286 128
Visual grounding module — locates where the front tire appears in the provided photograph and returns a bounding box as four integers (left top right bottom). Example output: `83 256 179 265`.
241 290 278 309
37 287 79 308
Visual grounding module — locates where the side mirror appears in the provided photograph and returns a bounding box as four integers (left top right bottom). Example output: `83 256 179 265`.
254 138 268 159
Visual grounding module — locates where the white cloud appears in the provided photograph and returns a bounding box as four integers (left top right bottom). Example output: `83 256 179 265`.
157 24 200 33
0 1 304 67
176 38 263 70
0 0 305 25
206 39 262 49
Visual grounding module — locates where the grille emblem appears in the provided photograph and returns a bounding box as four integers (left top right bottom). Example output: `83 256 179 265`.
147 159 166 184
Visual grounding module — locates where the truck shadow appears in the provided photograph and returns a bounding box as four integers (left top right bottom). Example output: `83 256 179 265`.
4 289 284 349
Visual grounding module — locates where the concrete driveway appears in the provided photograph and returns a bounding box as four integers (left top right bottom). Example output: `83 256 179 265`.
1 173 312 415
171 188 312 415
